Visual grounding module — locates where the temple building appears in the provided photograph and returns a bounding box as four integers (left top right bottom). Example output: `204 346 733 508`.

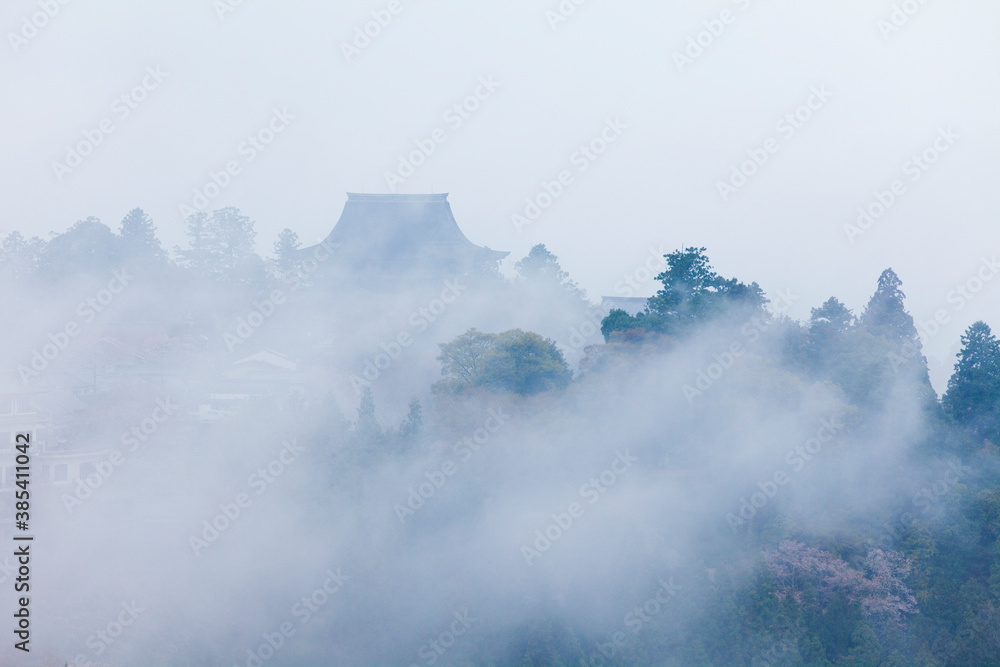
298 193 508 283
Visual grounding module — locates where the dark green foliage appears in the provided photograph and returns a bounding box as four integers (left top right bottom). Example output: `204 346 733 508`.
601 247 767 341
943 321 1000 443
860 268 918 345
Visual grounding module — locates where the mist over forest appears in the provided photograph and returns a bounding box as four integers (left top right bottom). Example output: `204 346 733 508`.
0 204 997 666
3 1 999 665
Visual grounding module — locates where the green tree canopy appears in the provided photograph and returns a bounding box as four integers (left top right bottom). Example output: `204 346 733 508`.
811 296 854 334
435 328 571 395
602 246 767 340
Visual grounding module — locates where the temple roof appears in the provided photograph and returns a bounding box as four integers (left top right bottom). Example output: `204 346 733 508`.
299 193 508 274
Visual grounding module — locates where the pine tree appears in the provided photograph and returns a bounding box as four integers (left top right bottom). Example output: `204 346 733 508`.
175 211 214 275
943 321 1000 442
810 297 854 334
399 397 423 449
271 228 301 274
119 207 166 264
861 269 918 343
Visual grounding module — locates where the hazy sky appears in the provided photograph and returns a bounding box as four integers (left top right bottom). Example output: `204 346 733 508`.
1 0 997 391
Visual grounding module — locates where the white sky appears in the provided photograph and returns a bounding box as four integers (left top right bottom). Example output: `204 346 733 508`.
1 0 997 392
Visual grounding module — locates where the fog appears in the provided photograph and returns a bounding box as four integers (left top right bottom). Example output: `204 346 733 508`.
0 1 998 665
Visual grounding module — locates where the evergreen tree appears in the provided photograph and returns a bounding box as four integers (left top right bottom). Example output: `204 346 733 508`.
175 211 213 275
515 243 585 301
398 397 423 450
354 386 382 448
861 269 918 344
943 321 1000 442
810 296 854 334
176 207 265 286
602 247 767 339
271 228 301 274
119 207 166 265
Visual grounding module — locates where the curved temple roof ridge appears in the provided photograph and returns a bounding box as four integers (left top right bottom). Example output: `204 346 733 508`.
297 193 508 279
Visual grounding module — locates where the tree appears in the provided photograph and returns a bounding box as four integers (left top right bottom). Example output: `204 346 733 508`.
764 541 916 630
484 329 572 394
437 329 496 387
810 297 854 334
602 247 767 340
0 231 45 284
38 217 120 280
805 297 855 370
398 397 423 450
350 386 383 457
271 228 301 275
943 321 1000 442
600 308 642 341
176 207 265 285
861 269 918 344
515 244 585 301
175 211 213 275
434 328 571 395
119 208 166 265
